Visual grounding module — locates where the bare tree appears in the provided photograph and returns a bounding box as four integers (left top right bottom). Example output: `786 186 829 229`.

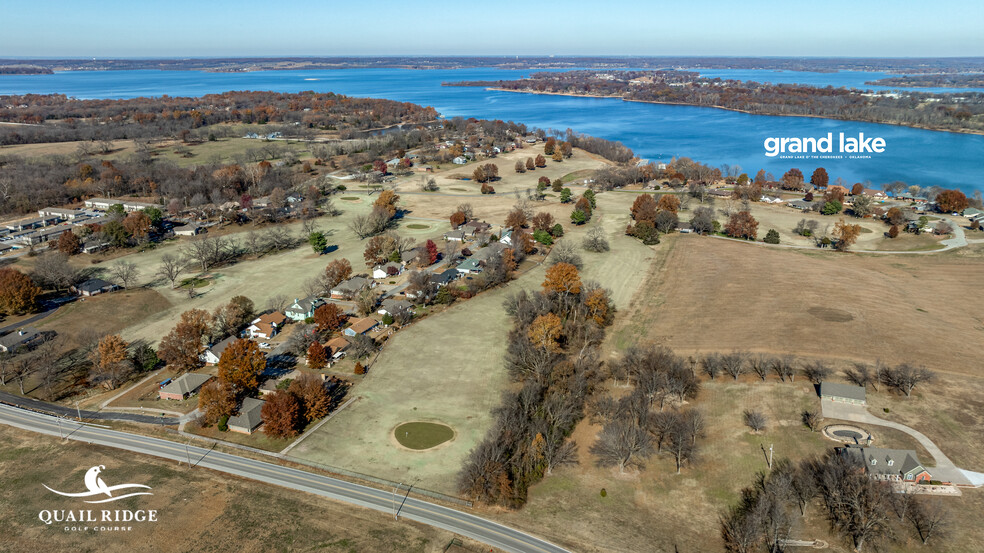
749 354 769 381
701 353 722 380
267 294 288 313
802 361 831 385
591 418 653 473
771 356 796 382
582 226 610 252
549 241 583 269
743 410 767 432
878 363 934 397
911 497 948 545
843 362 877 391
722 351 747 380
354 286 378 316
802 409 822 432
112 261 139 289
156 253 183 288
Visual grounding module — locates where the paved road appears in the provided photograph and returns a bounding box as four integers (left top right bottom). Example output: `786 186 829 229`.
820 400 974 486
0 391 179 425
0 303 60 335
0 404 570 553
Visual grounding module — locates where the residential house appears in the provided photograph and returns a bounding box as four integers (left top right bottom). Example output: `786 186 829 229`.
343 317 378 337
227 397 265 434
247 312 287 339
284 296 326 321
81 239 110 254
862 188 887 199
963 207 984 219
677 222 693 233
461 220 492 236
456 258 482 274
819 382 867 406
443 229 467 242
0 327 42 353
430 268 460 287
378 298 413 318
787 199 814 210
330 277 373 300
173 224 204 236
841 445 933 484
158 373 213 400
325 336 350 358
452 156 467 165
72 278 118 297
201 336 237 365
372 262 403 279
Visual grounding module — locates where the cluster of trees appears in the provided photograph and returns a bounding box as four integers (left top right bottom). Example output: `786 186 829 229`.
458 264 615 506
722 452 949 552
0 91 440 144
89 334 158 390
471 163 499 183
569 189 596 225
348 190 401 238
260 374 345 438
455 71 984 134
591 345 702 474
158 297 255 373
626 193 680 244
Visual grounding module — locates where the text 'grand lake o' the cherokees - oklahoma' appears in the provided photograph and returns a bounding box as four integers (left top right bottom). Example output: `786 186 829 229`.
764 132 887 159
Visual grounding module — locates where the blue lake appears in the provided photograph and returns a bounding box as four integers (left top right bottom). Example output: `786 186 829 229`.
1 68 982 193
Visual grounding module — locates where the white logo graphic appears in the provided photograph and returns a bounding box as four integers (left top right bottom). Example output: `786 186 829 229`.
43 465 153 504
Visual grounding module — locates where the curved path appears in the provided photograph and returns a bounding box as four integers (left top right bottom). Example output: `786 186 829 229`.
0 403 571 553
820 400 978 486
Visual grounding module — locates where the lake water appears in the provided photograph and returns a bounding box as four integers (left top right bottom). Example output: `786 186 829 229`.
1 68 982 193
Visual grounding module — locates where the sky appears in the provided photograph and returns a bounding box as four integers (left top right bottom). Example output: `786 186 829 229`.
1 0 983 58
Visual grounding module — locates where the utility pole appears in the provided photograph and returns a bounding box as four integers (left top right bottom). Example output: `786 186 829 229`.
76 402 82 422
57 417 62 439
185 444 192 467
768 444 774 470
393 482 403 520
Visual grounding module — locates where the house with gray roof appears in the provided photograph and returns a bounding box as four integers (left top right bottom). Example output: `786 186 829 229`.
378 298 413 318
159 373 213 400
820 382 867 405
228 397 266 434
284 295 326 321
201 336 237 365
330 277 373 300
72 278 118 297
841 445 932 483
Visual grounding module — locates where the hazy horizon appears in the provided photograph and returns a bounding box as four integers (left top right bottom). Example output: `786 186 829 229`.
2 0 982 58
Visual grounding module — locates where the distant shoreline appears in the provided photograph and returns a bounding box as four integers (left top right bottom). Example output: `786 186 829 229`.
483 87 984 137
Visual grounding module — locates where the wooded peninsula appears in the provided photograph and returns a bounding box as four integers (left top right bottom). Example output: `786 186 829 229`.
445 70 984 135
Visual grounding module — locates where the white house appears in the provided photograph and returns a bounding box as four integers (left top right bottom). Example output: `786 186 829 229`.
372 262 403 279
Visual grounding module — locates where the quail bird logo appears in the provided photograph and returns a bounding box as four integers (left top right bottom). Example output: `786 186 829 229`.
43 465 152 504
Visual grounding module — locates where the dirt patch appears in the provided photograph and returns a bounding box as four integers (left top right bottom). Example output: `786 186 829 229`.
807 306 855 322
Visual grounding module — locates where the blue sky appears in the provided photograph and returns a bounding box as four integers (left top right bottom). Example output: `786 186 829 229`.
2 0 982 57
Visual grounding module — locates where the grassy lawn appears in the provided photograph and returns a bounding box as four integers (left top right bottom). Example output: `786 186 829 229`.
184 419 297 453
394 422 455 450
0 425 467 553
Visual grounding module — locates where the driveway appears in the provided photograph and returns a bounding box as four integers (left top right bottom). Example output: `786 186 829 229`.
820 400 974 486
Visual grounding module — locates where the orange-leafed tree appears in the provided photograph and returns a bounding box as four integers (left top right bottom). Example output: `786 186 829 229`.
851 183 865 196
307 341 328 369
584 289 614 326
833 219 863 252
656 194 680 214
936 189 968 213
261 390 302 438
631 194 658 223
724 211 759 240
123 211 152 240
57 231 82 255
505 208 527 230
217 338 266 397
528 313 563 351
574 196 593 218
543 262 582 296
157 309 212 372
288 373 332 422
323 258 352 290
535 154 546 168
313 303 345 333
526 157 535 171
425 239 439 264
198 380 237 426
450 210 467 228
516 231 535 255
502 248 518 272
0 267 41 315
92 334 132 389
373 190 400 218
885 207 906 226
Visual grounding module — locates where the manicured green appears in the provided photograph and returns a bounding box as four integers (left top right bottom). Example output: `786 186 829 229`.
394 422 454 450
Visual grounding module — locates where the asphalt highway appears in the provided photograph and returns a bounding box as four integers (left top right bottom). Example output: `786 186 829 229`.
0 403 571 553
